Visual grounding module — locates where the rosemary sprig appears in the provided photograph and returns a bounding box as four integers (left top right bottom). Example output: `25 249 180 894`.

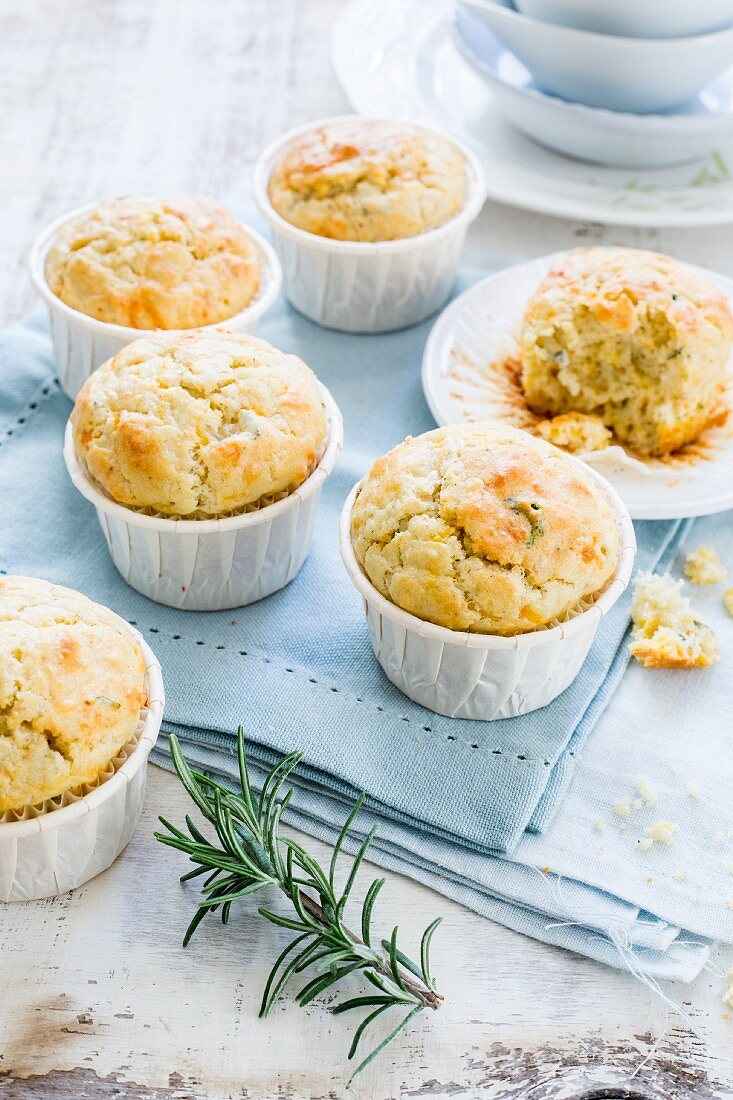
154 729 443 1083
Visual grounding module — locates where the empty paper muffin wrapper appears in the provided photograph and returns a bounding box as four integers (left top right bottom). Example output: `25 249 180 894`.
339 472 636 721
253 115 486 333
29 205 283 400
0 631 164 902
63 384 344 611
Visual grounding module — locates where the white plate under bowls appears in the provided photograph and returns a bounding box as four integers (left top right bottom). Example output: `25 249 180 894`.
452 8 733 169
331 0 733 227
421 252 733 520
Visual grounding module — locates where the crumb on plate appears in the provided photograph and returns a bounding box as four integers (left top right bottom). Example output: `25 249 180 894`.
535 411 612 453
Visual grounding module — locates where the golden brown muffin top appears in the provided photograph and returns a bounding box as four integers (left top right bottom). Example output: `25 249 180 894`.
268 120 467 242
0 575 147 813
45 196 260 329
351 423 620 634
72 329 328 518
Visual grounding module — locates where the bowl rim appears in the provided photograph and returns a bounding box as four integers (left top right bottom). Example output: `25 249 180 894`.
253 113 487 256
458 0 733 48
450 13 733 129
514 0 733 39
28 200 283 338
0 628 165 838
63 382 344 533
339 449 637 652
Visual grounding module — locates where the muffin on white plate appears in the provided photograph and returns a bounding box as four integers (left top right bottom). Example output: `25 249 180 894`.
520 247 733 457
0 575 164 902
65 328 343 610
341 423 635 720
30 196 282 399
254 115 485 333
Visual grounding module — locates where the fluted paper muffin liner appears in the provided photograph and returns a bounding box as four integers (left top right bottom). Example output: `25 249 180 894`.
63 385 343 610
0 630 164 902
253 115 486 334
29 205 283 400
339 470 636 721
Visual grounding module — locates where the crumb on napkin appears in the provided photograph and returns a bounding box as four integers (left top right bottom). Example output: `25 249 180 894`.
629 571 719 669
684 545 727 585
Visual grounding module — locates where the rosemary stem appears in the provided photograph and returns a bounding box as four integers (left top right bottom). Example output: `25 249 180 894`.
282 883 444 1011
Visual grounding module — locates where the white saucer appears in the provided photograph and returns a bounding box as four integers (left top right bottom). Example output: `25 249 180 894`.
453 8 733 169
421 252 733 520
332 0 733 226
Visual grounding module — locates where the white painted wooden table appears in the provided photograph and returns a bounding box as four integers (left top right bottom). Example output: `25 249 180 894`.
1 3 732 1097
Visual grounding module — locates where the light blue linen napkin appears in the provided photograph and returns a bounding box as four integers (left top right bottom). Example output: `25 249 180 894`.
2 292 730 980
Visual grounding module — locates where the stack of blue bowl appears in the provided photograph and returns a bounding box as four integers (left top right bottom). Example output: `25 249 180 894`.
452 0 733 167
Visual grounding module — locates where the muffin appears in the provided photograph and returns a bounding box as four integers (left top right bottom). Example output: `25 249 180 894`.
45 196 260 329
350 423 620 635
268 119 467 242
520 247 733 456
629 571 719 669
71 329 328 518
0 575 147 814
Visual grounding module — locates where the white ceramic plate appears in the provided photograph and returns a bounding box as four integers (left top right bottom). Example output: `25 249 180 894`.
421 252 733 520
452 8 733 169
331 0 733 227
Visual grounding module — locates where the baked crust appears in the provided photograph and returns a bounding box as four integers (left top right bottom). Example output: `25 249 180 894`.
72 329 328 518
0 576 147 813
351 423 620 635
45 196 260 329
268 120 467 242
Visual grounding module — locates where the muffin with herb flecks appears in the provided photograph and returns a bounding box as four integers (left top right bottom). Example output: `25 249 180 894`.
71 328 328 518
45 196 260 329
0 575 147 814
350 422 620 635
520 247 733 456
268 119 468 242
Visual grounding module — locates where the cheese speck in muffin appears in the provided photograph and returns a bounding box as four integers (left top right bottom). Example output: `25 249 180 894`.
684 545 727 585
629 571 719 669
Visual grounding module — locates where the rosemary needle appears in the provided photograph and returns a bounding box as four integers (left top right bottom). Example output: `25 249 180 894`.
154 728 444 1084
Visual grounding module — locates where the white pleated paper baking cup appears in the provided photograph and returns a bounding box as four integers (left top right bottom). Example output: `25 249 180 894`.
0 631 164 902
29 204 283 400
339 473 636 721
253 115 486 333
63 385 344 611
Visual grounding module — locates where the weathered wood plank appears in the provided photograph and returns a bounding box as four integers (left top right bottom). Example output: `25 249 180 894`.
2 770 732 1098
